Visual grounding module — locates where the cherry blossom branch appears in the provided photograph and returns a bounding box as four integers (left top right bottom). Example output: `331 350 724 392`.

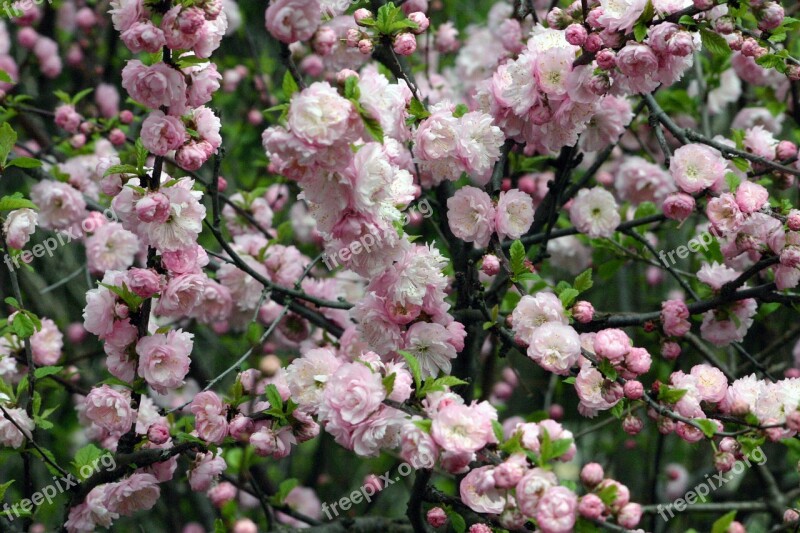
0 404 69 479
644 93 800 176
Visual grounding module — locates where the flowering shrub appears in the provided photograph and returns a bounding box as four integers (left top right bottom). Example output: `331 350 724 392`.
1 0 800 531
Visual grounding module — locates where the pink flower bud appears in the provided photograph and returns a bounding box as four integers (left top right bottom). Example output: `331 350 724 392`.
584 33 603 53
662 192 696 221
549 403 564 421
427 507 448 528
596 49 616 69
713 16 734 34
346 28 361 47
622 415 643 435
363 474 383 493
313 27 338 56
147 422 170 444
572 301 594 323
661 341 681 360
777 140 798 161
580 462 604 487
758 2 784 31
300 54 324 76
393 33 417 56
786 410 800 432
358 38 374 54
217 176 228 192
693 0 714 8
788 65 800 81
337 69 360 84
109 128 126 146
127 268 162 298
18 27 39 49
578 493 605 519
566 23 588 46
136 193 171 223
494 460 525 488
70 134 87 148
67 323 87 344
784 509 800 523
354 8 373 25
714 451 735 472
623 380 644 400
208 482 237 508
408 12 430 34
481 254 500 276
120 110 134 124
233 519 258 533
228 414 255 441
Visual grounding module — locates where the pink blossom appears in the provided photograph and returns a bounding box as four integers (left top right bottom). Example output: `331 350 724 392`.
690 364 728 402
431 401 498 453
663 192 696 220
670 144 727 193
136 329 193 394
3 208 37 249
31 318 63 366
265 0 322 44
403 321 459 378
697 262 739 291
427 507 447 527
447 186 496 247
700 298 758 346
141 111 187 156
495 189 534 240
527 323 581 375
86 223 140 275
121 21 165 53
30 181 86 231
319 361 385 425
460 466 506 514
399 419 439 468
109 0 144 33
106 473 160 516
0 405 34 448
743 125 778 159
188 451 226 491
735 180 769 214
515 468 558 517
661 299 691 337
707 193 745 235
84 385 135 434
593 328 631 365
570 187 620 238
190 391 228 444
121 60 187 115
55 104 82 133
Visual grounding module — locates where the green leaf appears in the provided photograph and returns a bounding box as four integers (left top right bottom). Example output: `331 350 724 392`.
11 313 36 339
265 384 284 412
694 418 717 439
7 157 41 169
491 420 504 443
413 418 432 432
71 88 94 105
725 172 741 192
135 138 148 171
344 75 360 101
658 385 688 403
597 483 618 506
214 519 226 533
72 444 107 479
444 508 466 533
53 90 72 104
0 193 37 212
610 401 625 419
563 376 576 385
509 239 526 277
408 97 430 121
398 350 422 392
382 372 397 396
634 22 648 42
282 70 299 98
711 511 737 533
104 164 140 177
0 70 12 83
4 297 19 309
559 288 580 308
453 103 469 118
34 366 63 379
547 438 574 461
273 478 299 505
0 480 14 501
360 111 385 144
596 358 617 381
678 14 697 26
700 28 731 58
0 122 17 168
574 269 593 293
